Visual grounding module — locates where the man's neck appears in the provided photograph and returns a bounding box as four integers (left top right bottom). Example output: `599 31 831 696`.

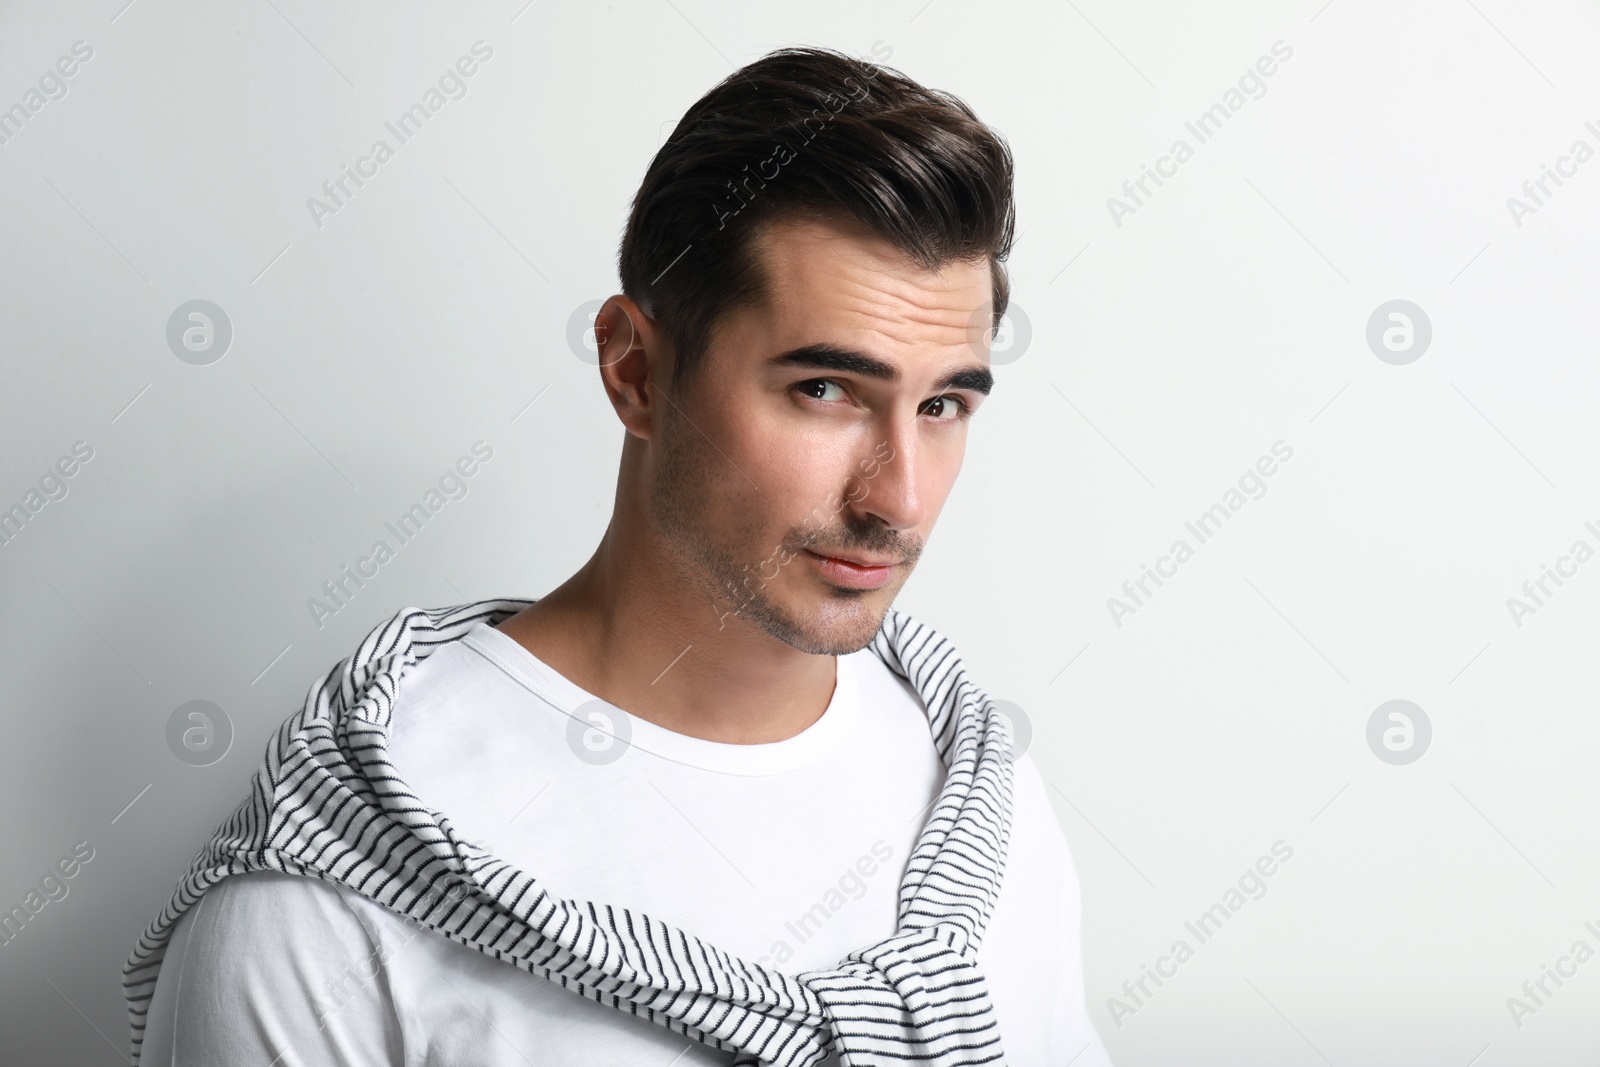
494 537 839 746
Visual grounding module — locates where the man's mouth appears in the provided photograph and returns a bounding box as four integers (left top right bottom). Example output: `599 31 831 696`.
803 549 897 589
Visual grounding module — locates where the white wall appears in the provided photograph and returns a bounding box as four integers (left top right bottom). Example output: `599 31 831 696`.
1 1 1597 1064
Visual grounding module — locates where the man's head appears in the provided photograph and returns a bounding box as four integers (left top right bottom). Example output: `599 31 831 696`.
596 46 1014 656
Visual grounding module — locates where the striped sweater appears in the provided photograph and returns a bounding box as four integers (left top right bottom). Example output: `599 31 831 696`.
123 597 1016 1066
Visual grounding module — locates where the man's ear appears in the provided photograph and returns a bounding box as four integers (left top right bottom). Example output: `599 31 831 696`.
594 294 666 440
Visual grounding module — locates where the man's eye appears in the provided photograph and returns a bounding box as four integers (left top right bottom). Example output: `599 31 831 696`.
797 379 848 402
797 380 972 422
923 396 973 422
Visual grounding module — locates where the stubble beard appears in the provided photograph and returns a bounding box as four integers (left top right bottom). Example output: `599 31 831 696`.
646 399 886 656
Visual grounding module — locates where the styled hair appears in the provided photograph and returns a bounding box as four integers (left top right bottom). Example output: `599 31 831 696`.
617 45 1015 395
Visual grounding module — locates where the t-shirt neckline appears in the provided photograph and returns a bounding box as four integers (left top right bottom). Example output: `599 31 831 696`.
459 622 860 777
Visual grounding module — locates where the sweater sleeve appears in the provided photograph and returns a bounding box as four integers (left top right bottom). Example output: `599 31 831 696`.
138 870 405 1067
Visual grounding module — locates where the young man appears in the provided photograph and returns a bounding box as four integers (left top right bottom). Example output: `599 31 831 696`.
126 46 1113 1067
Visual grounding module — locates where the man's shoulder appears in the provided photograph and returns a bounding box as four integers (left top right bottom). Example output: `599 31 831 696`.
162 870 399 1004
143 872 412 1065
1000 750 1082 911
386 626 536 770
185 870 381 946
382 624 582 827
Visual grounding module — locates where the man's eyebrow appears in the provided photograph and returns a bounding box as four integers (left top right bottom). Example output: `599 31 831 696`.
768 343 994 396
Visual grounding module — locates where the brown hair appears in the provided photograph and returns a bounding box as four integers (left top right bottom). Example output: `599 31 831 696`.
617 45 1015 395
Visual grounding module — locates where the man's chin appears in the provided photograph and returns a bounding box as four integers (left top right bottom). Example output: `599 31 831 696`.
781 592 894 654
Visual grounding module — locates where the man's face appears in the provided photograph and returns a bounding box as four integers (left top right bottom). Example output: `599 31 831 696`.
647 213 995 655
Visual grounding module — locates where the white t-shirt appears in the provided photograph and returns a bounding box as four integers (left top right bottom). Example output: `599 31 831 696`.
139 621 1113 1067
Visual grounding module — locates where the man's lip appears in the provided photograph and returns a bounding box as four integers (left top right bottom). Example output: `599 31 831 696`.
806 549 898 569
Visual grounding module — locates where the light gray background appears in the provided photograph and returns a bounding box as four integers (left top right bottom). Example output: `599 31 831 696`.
3 1 1598 1064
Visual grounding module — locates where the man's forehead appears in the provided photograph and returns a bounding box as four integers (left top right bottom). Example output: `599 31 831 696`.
748 214 992 342
745 214 985 316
